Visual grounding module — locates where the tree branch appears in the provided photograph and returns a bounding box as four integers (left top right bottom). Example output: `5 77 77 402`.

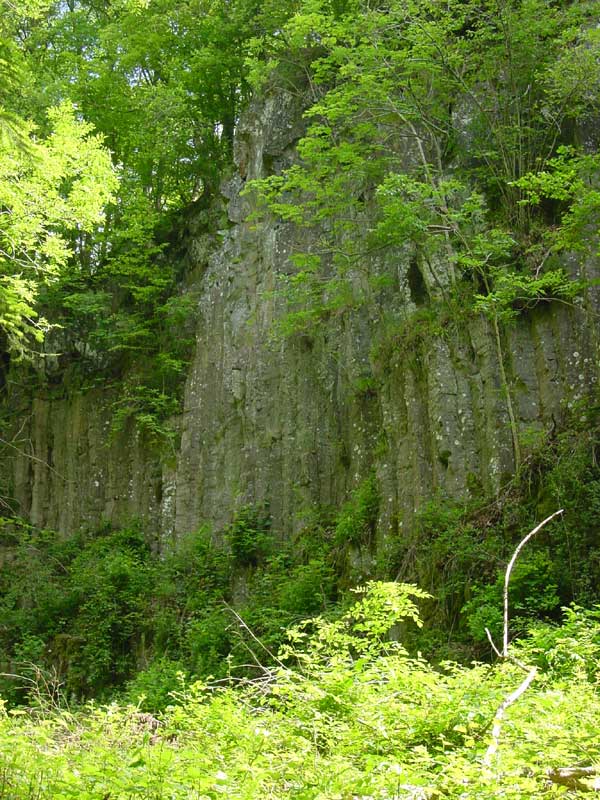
502 509 564 656
483 509 564 771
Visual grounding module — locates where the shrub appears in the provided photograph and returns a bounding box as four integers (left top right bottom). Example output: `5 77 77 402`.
124 656 186 711
462 552 561 644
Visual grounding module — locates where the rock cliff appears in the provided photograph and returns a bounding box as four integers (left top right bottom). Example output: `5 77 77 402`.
3 86 599 549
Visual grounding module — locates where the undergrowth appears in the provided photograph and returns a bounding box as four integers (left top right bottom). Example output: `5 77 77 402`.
0 584 599 799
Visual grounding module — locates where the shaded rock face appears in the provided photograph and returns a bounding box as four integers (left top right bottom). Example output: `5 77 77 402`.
3 87 600 547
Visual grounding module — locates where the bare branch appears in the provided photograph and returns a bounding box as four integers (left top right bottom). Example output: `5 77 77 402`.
223 601 288 671
483 510 563 773
0 434 70 483
503 509 564 656
485 627 502 658
483 665 537 768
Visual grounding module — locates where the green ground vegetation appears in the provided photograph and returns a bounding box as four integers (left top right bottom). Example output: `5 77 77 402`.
0 582 599 799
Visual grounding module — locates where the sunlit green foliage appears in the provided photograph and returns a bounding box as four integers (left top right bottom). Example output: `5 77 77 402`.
0 0 300 378
0 104 116 356
247 0 600 332
0 584 599 799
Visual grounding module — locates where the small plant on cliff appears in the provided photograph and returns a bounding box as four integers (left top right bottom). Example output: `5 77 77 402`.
334 473 379 547
225 504 273 567
110 384 180 450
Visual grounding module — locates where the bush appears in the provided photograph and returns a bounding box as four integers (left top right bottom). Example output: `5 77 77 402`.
2 584 599 800
124 656 186 711
462 552 561 644
519 604 600 683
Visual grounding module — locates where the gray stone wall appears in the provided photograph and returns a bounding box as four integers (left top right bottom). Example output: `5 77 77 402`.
2 87 599 547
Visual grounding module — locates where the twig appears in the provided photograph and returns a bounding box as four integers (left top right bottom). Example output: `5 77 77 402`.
485 627 502 658
0 435 69 483
222 601 288 671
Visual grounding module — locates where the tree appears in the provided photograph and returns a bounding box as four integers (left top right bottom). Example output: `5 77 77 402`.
0 104 116 358
0 0 297 373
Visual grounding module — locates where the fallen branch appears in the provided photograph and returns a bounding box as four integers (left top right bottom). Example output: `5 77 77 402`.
547 765 600 792
502 509 564 656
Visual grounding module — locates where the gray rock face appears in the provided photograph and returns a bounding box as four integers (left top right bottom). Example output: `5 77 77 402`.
3 87 599 549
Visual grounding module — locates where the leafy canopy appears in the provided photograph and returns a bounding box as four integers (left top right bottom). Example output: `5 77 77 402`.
0 0 299 363
0 103 116 356
247 0 600 332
